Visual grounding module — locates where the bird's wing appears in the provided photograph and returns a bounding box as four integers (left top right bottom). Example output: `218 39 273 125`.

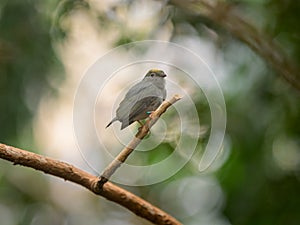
116 81 162 120
123 80 148 99
129 96 159 118
128 83 164 120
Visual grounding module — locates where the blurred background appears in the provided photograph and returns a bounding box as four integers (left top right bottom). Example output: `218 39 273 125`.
0 0 300 225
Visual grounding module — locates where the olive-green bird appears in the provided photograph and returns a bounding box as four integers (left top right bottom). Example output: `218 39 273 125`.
106 69 167 130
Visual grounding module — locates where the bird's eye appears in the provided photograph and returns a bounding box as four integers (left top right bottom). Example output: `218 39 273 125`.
150 73 155 77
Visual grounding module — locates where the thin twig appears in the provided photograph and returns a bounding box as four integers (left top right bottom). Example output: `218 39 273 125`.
0 143 182 225
170 0 300 91
98 94 182 187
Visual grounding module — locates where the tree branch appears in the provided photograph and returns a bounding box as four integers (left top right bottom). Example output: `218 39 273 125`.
0 143 182 225
98 94 182 187
0 95 182 225
170 0 300 91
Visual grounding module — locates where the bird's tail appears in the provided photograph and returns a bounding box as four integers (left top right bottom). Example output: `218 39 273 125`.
105 117 118 128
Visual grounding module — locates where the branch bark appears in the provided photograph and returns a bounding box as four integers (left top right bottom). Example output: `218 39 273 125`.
0 95 182 225
170 0 300 91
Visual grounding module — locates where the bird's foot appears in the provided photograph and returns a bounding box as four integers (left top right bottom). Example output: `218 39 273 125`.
146 111 155 119
137 120 144 132
137 120 151 135
137 120 144 126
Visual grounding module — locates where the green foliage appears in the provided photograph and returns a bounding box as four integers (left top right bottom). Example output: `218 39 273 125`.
268 0 300 61
0 1 64 224
51 0 90 41
0 0 63 147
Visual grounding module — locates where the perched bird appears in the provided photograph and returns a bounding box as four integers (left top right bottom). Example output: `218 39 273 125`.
106 69 167 130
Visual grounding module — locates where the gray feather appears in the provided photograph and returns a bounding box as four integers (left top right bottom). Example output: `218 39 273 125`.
106 69 167 130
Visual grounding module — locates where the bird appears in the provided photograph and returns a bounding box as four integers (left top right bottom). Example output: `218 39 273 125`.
106 69 167 130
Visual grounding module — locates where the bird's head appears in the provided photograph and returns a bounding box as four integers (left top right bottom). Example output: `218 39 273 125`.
144 69 167 79
143 69 167 89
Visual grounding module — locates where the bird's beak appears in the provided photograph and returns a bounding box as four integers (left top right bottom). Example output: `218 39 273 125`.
161 73 167 78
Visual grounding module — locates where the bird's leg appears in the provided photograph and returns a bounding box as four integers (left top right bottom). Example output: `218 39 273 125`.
137 120 144 126
137 120 151 135
137 120 144 132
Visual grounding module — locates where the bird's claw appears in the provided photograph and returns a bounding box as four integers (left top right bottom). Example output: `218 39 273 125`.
146 111 155 119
